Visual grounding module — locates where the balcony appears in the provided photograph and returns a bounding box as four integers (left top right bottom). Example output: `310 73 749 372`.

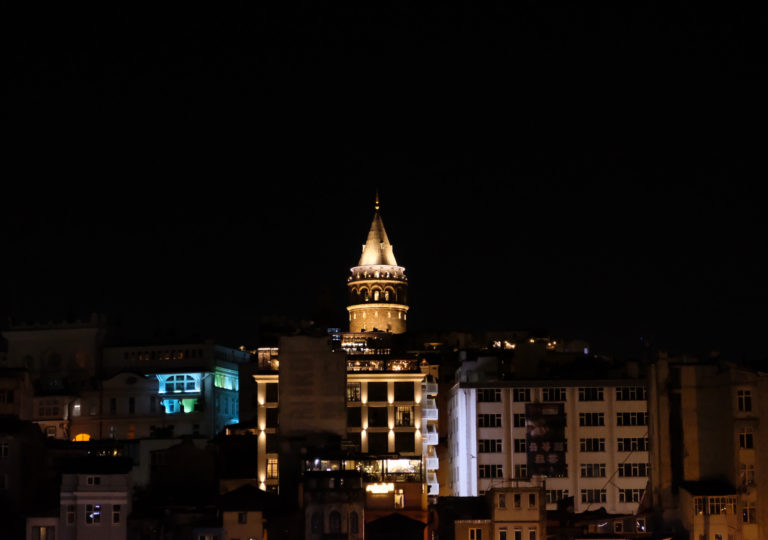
423 424 438 446
427 472 440 495
423 381 438 396
422 399 438 421
426 455 439 471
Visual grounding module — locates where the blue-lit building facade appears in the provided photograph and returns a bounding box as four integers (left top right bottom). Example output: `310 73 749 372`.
67 342 248 441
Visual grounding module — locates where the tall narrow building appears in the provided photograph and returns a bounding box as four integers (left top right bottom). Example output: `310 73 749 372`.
347 194 409 334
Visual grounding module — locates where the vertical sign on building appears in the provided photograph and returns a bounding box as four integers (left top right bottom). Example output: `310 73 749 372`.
525 403 566 477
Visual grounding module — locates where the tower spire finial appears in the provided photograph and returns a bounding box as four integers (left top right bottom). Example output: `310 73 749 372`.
375 190 380 211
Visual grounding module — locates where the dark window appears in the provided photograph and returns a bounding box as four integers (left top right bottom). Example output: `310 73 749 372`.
477 389 501 402
329 511 341 533
368 432 388 453
266 408 279 428
513 388 530 402
150 396 156 413
368 382 388 402
109 398 116 414
350 511 359 533
368 406 388 427
128 397 135 414
394 382 414 401
395 432 414 453
347 407 361 427
311 512 322 533
513 413 526 427
266 383 279 403
266 434 279 453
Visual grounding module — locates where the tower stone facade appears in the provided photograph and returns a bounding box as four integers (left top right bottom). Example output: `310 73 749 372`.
347 196 409 333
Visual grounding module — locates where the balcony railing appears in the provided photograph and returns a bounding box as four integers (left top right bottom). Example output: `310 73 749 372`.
423 381 438 396
422 399 438 421
426 455 439 470
427 472 440 495
424 424 438 446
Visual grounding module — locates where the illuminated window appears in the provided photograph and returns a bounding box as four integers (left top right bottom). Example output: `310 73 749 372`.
347 383 361 402
164 374 198 393
394 489 405 509
85 504 101 524
73 433 91 442
395 406 413 427
694 497 706 514
267 458 279 479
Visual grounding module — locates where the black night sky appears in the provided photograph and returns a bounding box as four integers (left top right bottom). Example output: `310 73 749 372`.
4 4 765 362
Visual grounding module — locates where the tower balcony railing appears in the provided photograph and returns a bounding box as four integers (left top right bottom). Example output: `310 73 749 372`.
422 399 438 421
426 454 439 471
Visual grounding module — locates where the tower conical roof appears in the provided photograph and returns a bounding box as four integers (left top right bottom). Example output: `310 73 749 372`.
358 197 398 266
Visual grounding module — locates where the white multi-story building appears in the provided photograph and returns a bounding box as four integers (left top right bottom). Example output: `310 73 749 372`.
449 352 649 515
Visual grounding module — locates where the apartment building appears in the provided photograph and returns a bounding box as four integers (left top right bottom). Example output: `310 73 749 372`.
649 353 766 539
449 342 649 515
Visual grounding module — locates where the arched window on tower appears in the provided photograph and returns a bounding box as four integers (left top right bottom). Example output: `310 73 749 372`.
374 290 380 301
384 290 390 301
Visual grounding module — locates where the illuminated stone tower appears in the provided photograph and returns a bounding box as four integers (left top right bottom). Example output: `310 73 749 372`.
347 194 409 333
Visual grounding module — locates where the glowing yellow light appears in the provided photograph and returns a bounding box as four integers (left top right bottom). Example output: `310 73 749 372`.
366 483 395 494
73 433 91 442
529 338 535 343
